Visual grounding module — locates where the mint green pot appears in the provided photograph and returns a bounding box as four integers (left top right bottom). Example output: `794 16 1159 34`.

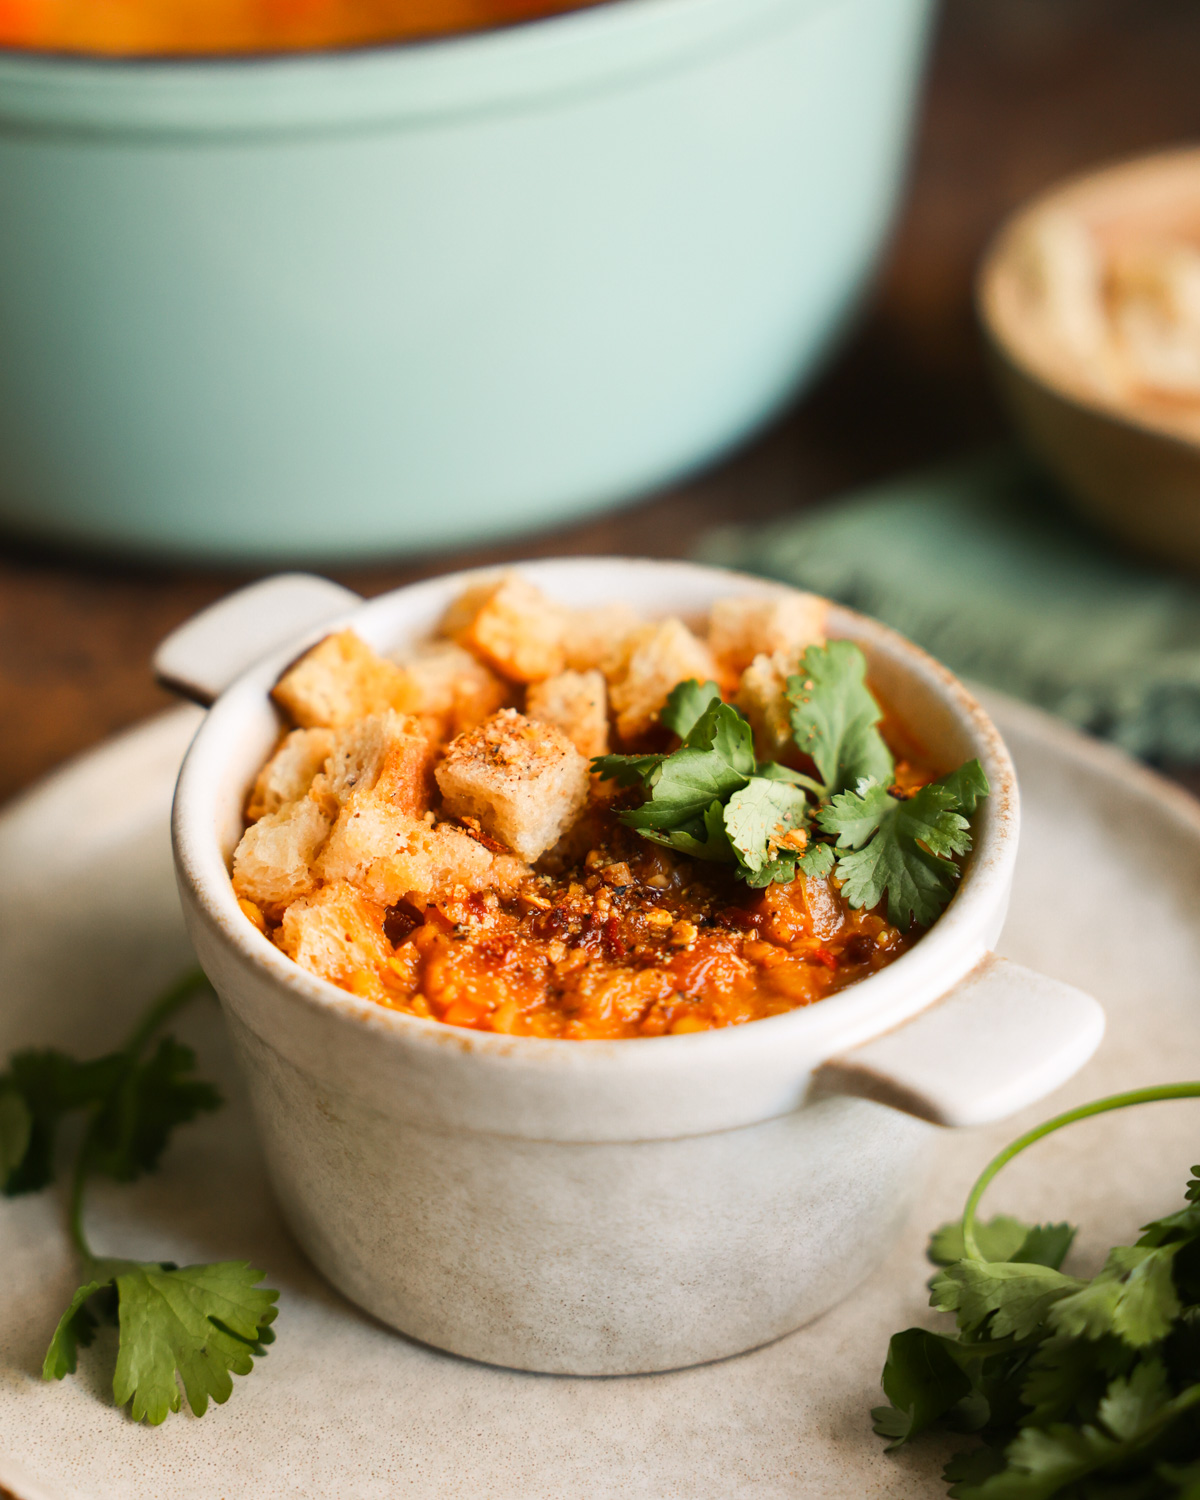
0 0 933 561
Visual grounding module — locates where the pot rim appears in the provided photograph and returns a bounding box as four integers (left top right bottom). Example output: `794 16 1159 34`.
172 556 1019 1080
0 0 832 135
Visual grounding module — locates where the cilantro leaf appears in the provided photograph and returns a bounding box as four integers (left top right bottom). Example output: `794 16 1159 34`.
756 760 824 794
824 785 957 928
931 1260 1082 1341
1014 1224 1079 1273
1 1050 125 1195
0 1085 32 1184
660 678 723 739
590 751 664 787
1136 1167 1200 1249
934 758 991 816
819 777 895 848
623 744 748 829
1096 1356 1173 1441
818 760 990 927
873 1327 974 1449
1049 1244 1183 1348
1018 1330 1125 1428
929 1217 1077 1272
638 800 732 862
87 1037 221 1183
46 1258 279 1425
43 1275 112 1380
943 1446 1008 1491
112 1261 278 1424
930 1216 1034 1268
786 640 894 796
723 777 808 877
617 700 755 832
797 842 836 879
696 699 757 779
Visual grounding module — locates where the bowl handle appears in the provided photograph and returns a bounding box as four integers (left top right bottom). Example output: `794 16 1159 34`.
813 953 1104 1127
154 573 363 706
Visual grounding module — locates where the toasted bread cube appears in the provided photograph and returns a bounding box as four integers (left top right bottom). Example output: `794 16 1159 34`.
316 711 517 901
526 670 609 761
443 572 565 683
560 603 640 673
276 881 392 986
605 618 718 742
272 630 417 729
708 593 828 676
435 709 589 862
396 642 509 737
314 711 435 817
246 727 336 823
734 651 796 761
232 795 332 911
320 801 529 904
319 805 489 904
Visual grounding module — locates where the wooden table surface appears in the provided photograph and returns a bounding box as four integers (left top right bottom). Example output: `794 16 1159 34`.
2 0 1199 805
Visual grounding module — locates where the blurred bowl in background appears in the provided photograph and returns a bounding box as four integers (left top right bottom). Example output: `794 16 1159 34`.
0 0 934 563
979 146 1200 574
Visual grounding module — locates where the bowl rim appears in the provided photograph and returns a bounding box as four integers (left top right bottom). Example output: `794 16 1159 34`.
0 0 826 134
172 556 1019 1075
976 142 1200 458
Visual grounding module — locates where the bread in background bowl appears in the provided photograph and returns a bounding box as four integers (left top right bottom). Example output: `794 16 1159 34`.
979 146 1200 573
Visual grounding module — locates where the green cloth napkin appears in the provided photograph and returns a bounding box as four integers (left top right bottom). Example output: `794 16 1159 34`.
698 453 1200 764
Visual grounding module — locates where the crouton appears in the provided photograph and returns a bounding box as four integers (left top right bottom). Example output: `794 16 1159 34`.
734 651 796 761
272 629 417 729
525 670 609 761
443 572 565 683
276 881 392 986
560 603 640 673
246 727 335 822
232 795 331 911
313 711 435 818
395 642 509 737
435 709 589 862
604 619 718 742
708 593 827 676
320 806 503 904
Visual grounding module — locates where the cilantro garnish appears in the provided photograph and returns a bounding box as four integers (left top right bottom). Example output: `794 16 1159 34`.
1 970 278 1425
593 680 813 887
786 640 894 797
592 643 990 923
874 1081 1200 1498
818 760 990 928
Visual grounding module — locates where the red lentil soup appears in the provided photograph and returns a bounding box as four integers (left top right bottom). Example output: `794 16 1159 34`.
374 792 932 1040
231 574 953 1041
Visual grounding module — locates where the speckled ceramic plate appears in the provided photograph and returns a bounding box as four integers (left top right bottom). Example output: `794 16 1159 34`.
1 693 1198 1500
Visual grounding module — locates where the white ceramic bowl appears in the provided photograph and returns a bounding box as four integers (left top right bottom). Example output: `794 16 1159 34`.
166 559 1104 1374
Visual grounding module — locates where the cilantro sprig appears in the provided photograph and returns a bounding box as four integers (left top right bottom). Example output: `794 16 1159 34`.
591 642 990 925
1 970 278 1425
818 760 991 927
874 1082 1200 1498
593 679 820 888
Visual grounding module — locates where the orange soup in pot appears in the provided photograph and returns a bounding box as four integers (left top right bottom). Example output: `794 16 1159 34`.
0 0 603 56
